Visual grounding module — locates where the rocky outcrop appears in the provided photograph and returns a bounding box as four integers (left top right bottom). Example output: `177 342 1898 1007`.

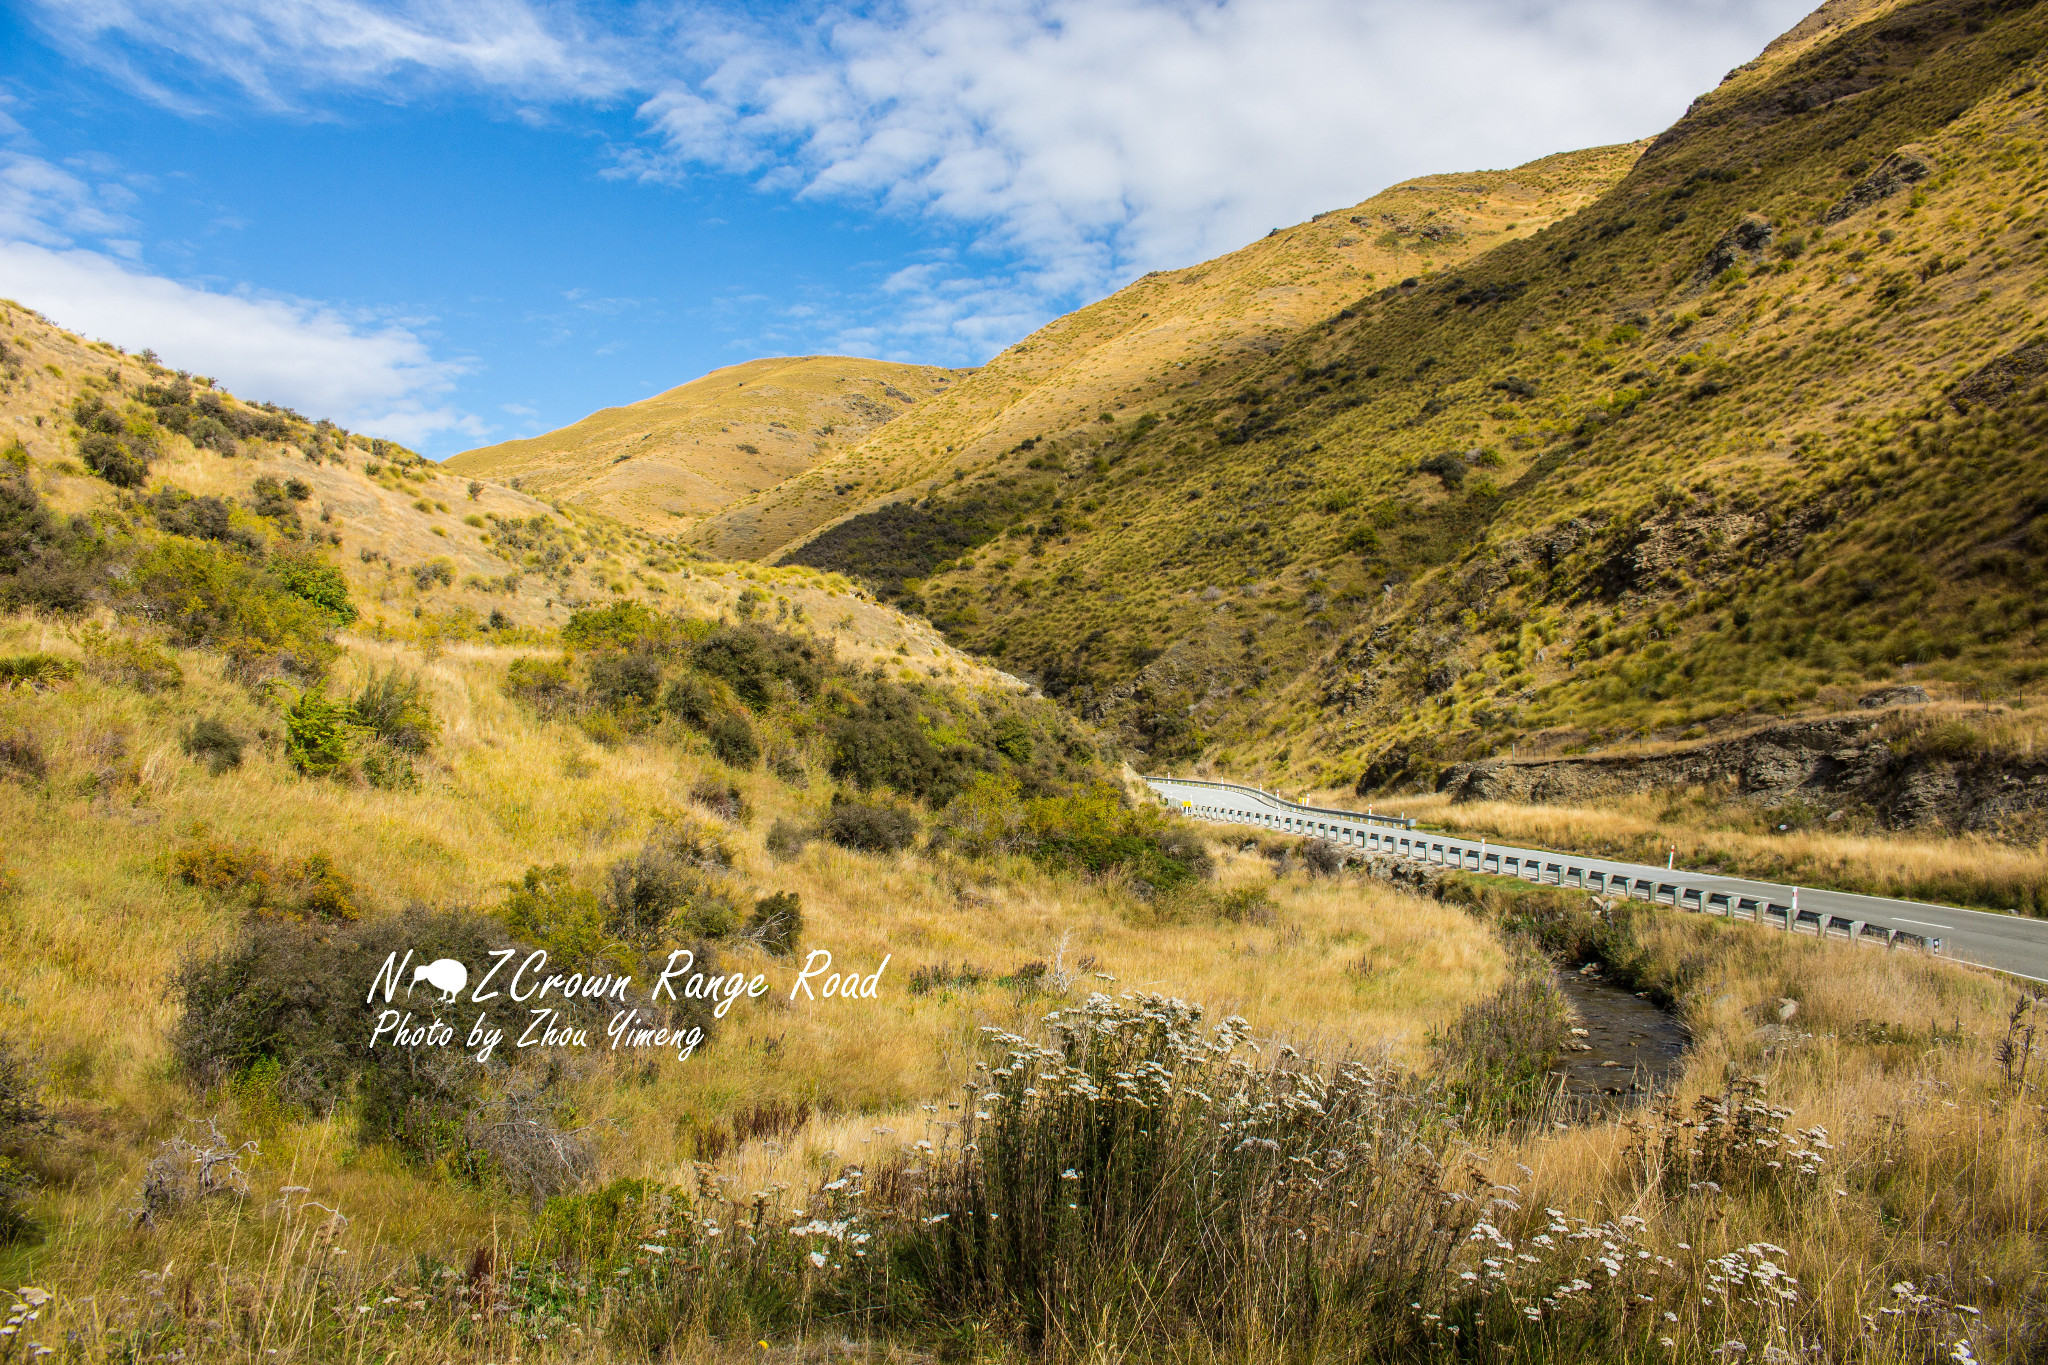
1436 712 2048 835
1948 337 2048 414
1692 215 1775 285
1822 145 1935 224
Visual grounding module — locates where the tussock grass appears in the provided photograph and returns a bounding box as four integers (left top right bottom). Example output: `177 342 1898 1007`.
0 610 1504 1362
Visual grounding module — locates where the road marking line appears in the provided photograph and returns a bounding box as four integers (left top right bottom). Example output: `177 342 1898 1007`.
1893 918 1952 930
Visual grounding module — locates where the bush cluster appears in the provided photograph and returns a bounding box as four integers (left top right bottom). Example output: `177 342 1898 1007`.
169 835 362 922
0 470 103 613
284 669 438 787
172 911 718 1196
502 818 738 957
820 796 919 852
940 775 1213 891
72 394 156 487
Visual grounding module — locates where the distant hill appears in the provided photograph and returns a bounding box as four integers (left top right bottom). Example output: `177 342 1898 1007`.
692 145 1644 561
445 356 966 538
0 306 1007 677
774 0 2048 805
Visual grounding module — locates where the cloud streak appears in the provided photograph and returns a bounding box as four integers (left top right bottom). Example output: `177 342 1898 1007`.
25 0 1820 362
0 146 483 445
0 240 483 443
36 0 630 111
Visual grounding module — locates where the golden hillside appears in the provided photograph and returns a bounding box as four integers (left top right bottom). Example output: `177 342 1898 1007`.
693 144 1645 561
783 0 2048 828
445 355 965 537
0 306 1007 680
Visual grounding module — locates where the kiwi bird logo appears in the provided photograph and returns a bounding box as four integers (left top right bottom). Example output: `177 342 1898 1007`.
410 958 468 1003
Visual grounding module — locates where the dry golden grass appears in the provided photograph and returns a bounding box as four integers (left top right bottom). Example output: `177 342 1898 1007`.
1488 904 2047 1362
694 144 1646 561
447 356 966 538
0 613 1504 1342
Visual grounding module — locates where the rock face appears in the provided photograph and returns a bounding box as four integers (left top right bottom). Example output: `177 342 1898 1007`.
1822 145 1936 224
1436 712 2048 835
1948 337 2048 414
1858 685 1929 709
1692 214 1775 285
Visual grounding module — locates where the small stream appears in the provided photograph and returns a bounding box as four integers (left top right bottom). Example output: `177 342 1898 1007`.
1551 966 1690 1112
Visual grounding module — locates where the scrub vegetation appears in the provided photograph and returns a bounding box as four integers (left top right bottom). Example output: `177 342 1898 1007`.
3 1 2048 1361
756 0 2048 828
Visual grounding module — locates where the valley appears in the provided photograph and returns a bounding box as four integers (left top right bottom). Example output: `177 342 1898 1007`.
2 0 2046 1361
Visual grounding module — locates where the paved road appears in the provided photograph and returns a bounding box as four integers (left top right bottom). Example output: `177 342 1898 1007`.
1145 775 2048 983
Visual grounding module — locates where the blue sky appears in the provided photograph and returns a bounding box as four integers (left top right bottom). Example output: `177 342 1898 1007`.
0 0 1816 458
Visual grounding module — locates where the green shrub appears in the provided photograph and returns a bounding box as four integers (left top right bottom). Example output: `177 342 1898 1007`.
73 396 154 487
283 687 360 776
588 650 664 709
145 487 250 546
274 555 358 624
691 624 828 708
662 673 717 727
531 1176 675 1272
820 797 918 853
603 823 738 943
78 625 183 693
827 682 981 804
707 713 759 768
501 864 620 968
350 669 438 753
410 558 455 590
169 835 360 922
943 775 1212 890
173 913 486 1144
0 470 101 614
175 907 704 1200
1428 949 1571 1129
764 817 810 861
133 539 338 678
562 600 688 652
0 654 79 689
506 656 576 716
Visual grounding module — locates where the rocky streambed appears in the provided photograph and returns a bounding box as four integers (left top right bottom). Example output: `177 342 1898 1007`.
1552 964 1689 1113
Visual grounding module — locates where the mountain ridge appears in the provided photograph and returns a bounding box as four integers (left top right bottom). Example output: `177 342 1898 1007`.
691 143 1647 561
771 0 2048 822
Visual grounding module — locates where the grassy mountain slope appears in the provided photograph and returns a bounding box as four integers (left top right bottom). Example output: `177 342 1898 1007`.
446 356 964 538
692 145 1644 562
0 306 1015 681
6 156 2048 1365
785 0 2048 832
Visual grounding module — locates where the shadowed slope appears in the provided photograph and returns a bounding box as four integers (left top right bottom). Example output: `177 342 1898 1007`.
696 145 1645 562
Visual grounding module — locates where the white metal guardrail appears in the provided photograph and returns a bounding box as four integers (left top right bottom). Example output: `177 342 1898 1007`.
1144 775 1952 957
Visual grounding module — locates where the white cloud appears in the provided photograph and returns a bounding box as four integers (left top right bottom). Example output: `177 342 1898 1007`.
626 0 1819 353
26 0 1822 361
0 151 133 245
0 239 480 442
33 0 630 111
0 145 484 446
